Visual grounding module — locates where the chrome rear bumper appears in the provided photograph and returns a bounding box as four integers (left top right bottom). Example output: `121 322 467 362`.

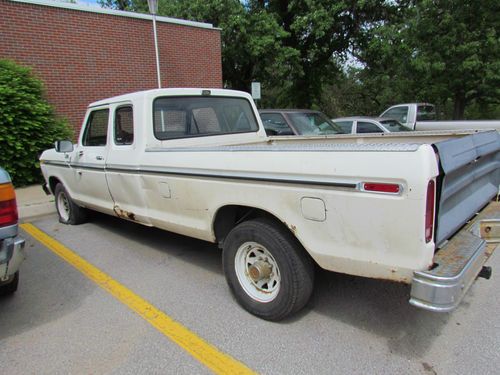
0 236 26 282
410 201 499 312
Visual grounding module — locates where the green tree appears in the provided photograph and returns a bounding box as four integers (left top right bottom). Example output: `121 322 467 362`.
250 0 392 107
349 0 500 119
101 0 298 100
408 0 500 119
0 60 72 186
101 0 393 108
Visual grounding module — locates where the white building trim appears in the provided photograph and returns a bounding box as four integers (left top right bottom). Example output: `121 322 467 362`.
9 0 219 30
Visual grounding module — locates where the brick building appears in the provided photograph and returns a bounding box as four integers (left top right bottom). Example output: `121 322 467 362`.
0 0 222 134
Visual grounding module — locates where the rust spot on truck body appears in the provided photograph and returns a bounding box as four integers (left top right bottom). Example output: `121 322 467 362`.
113 206 136 221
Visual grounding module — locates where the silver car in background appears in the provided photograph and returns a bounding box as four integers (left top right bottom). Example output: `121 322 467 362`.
332 117 412 134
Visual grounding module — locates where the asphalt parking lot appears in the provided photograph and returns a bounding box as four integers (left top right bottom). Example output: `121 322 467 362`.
1 212 499 374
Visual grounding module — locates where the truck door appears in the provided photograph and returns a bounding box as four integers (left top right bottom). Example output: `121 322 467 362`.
105 104 151 225
72 107 114 214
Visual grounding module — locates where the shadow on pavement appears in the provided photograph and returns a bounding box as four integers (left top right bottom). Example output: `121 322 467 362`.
0 236 96 340
307 268 450 359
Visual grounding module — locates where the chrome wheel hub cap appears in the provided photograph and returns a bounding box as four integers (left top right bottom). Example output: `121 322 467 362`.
235 242 281 303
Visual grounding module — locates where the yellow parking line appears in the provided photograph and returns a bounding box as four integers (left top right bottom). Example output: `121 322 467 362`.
21 223 256 375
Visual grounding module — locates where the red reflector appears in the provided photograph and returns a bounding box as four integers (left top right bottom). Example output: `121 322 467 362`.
363 183 400 194
425 180 435 243
0 199 18 227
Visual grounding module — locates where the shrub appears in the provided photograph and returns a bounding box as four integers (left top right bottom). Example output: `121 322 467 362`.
0 59 72 187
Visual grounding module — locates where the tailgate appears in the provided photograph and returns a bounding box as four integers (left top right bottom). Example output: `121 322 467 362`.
433 131 500 246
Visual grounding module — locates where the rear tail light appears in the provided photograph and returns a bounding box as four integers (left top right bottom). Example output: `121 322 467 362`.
0 182 18 227
425 180 435 243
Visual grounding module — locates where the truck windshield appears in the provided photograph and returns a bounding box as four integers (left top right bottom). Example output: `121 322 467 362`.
287 112 344 135
380 120 412 132
153 96 259 140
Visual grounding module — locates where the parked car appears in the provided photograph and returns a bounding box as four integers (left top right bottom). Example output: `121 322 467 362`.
0 167 25 295
259 109 345 136
332 117 412 134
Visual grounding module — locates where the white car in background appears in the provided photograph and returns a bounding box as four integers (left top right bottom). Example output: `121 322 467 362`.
332 117 412 134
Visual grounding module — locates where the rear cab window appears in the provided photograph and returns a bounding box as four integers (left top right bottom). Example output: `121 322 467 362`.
416 105 437 121
153 96 259 140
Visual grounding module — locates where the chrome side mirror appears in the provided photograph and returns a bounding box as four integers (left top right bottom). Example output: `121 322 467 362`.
54 140 74 153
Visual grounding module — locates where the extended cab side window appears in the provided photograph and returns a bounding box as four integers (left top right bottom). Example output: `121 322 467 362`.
383 107 408 123
115 106 134 145
357 122 384 134
83 109 109 146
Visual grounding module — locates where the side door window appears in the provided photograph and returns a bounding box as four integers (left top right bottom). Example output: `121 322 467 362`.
260 113 294 135
83 109 109 146
115 106 134 145
383 107 408 123
356 122 384 134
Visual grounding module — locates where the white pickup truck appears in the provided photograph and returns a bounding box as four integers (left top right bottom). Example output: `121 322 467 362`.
40 89 500 321
380 103 500 131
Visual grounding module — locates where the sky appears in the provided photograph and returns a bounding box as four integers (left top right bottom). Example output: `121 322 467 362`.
75 0 101 6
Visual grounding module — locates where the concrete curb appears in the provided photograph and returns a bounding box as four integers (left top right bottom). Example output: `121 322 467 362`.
15 184 56 221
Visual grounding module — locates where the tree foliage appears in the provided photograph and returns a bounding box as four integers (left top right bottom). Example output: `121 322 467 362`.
0 60 72 186
346 0 500 119
100 0 499 118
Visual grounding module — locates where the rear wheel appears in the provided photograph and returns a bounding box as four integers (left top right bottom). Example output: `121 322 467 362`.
0 271 19 296
223 218 314 321
54 183 87 225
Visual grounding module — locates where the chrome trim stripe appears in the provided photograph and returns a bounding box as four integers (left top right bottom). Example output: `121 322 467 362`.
43 161 357 189
42 160 69 168
43 161 104 171
108 165 358 189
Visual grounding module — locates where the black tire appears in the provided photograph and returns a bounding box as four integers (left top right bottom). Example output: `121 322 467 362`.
0 271 19 296
223 218 314 321
54 183 87 225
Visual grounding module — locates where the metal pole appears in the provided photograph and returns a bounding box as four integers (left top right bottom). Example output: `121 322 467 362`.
152 14 161 88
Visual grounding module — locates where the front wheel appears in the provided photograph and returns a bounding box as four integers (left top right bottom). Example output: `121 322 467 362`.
223 218 314 321
54 183 87 225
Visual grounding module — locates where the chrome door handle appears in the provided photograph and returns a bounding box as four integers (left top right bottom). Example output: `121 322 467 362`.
96 156 103 161
78 151 84 156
